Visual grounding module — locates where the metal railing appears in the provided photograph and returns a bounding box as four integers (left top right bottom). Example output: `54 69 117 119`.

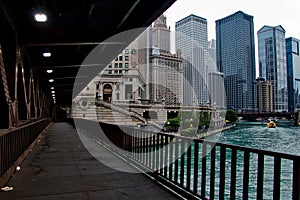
75 119 300 200
0 118 51 182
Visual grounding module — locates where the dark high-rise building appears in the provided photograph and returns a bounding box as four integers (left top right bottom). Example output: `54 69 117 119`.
216 11 257 111
258 25 288 112
286 37 300 112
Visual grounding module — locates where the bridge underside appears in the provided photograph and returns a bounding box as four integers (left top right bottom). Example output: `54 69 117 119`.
0 0 176 129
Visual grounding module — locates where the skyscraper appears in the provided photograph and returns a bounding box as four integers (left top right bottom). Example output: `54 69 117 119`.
258 25 288 112
207 39 225 108
216 11 257 111
257 78 273 113
175 14 208 106
286 37 300 112
152 14 170 51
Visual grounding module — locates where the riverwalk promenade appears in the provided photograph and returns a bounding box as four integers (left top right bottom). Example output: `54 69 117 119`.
0 122 178 200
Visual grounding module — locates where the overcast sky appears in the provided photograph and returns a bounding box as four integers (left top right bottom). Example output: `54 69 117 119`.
164 0 300 40
163 0 300 77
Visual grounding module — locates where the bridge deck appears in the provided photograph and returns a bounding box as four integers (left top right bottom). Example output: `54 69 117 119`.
0 122 177 200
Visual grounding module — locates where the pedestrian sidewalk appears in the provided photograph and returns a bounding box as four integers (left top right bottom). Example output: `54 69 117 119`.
0 122 178 200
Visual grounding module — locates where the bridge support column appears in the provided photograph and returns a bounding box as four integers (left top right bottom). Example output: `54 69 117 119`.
0 43 18 128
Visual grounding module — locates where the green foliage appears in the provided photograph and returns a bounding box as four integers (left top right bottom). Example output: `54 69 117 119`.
198 112 211 128
178 111 211 129
164 117 181 132
225 109 237 123
164 117 181 127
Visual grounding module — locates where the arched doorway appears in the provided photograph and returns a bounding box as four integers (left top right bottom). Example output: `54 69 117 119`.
103 84 113 102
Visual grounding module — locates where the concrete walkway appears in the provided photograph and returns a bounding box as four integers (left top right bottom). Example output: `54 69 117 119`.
0 122 178 200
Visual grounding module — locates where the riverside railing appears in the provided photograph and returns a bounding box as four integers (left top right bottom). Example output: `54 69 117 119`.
0 118 51 185
74 119 300 200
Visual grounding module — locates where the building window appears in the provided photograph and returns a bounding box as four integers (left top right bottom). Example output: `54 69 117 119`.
131 49 136 54
119 56 123 61
114 63 118 68
116 84 120 90
114 70 118 74
119 70 122 74
125 63 129 68
108 70 112 74
119 63 123 68
125 56 129 61
129 78 133 82
125 49 129 54
125 70 128 75
108 63 112 68
115 57 118 61
116 93 120 100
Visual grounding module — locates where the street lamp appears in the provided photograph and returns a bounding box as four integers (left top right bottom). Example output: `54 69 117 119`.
190 118 193 127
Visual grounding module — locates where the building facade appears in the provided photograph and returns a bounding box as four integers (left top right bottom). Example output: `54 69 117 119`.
175 14 208 106
150 48 183 105
286 37 300 112
152 14 170 51
96 45 146 103
257 78 273 113
216 11 257 111
208 71 225 108
258 25 288 112
207 39 225 108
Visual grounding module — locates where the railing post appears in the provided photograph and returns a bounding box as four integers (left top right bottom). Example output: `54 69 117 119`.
219 146 226 200
230 149 237 199
210 145 216 200
193 141 199 194
257 154 264 200
201 143 207 198
293 159 300 200
273 156 281 200
243 151 249 200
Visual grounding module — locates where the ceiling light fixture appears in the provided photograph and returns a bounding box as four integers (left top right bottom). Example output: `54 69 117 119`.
51 87 54 89
34 13 47 22
49 79 54 82
52 94 55 97
47 69 53 73
51 91 55 94
43 52 51 57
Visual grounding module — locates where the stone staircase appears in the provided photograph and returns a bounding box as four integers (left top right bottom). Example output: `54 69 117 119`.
96 106 141 125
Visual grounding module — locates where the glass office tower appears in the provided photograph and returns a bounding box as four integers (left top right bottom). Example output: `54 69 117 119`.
176 14 208 106
286 37 300 112
258 25 288 112
216 11 257 111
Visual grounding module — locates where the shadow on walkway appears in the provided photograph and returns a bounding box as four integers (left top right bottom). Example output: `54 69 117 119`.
0 122 178 200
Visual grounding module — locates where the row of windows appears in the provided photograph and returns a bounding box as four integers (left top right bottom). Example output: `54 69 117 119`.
104 70 128 75
115 56 130 61
108 63 129 68
124 49 136 54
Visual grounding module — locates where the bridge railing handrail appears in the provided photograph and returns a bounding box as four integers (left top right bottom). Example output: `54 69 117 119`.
0 118 52 187
75 119 300 200
0 118 50 137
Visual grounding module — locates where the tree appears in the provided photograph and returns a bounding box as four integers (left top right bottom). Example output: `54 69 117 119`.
164 117 181 132
225 109 237 123
198 111 211 128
